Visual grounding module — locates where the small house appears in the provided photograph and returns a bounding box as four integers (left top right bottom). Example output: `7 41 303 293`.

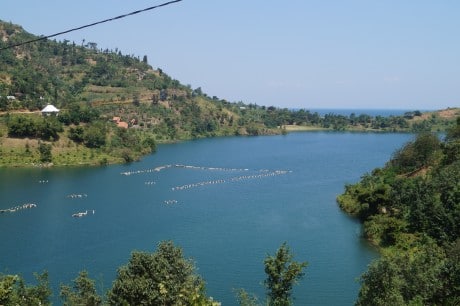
112 116 128 128
41 104 60 116
117 121 128 129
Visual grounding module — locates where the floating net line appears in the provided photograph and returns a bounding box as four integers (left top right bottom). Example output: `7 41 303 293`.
171 170 290 191
121 164 275 176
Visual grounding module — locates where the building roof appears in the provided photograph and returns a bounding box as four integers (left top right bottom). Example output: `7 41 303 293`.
117 121 128 129
41 104 60 113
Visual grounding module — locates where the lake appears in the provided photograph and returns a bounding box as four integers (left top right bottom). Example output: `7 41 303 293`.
0 131 413 305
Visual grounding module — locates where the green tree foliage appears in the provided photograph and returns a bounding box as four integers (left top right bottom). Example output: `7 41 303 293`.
38 142 52 163
443 117 460 165
0 96 8 111
7 115 37 137
390 132 441 174
235 289 260 306
337 171 394 221
356 255 406 306
338 130 459 246
60 270 102 306
107 241 217 306
356 240 451 306
338 119 460 305
264 243 308 306
111 127 139 149
68 126 85 143
83 123 107 148
0 272 51 306
59 104 100 126
237 243 308 306
0 242 307 306
446 117 460 142
142 135 157 153
7 115 63 140
443 239 460 304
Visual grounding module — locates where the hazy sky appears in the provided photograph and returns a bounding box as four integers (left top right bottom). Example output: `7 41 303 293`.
1 0 459 110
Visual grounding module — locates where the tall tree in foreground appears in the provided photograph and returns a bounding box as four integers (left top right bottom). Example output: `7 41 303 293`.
0 272 51 306
264 243 308 306
237 242 308 306
107 240 218 306
60 270 102 306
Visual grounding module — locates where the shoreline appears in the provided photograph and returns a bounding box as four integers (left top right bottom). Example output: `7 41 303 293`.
0 129 414 168
1 108 457 168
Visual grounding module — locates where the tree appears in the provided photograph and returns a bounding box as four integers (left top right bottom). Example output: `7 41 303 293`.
160 89 167 101
107 241 217 306
446 117 460 142
38 142 52 163
390 133 441 174
60 270 102 306
68 126 85 143
237 243 307 306
356 241 447 306
235 288 260 306
37 117 63 141
264 243 308 306
443 118 460 165
0 272 51 306
0 96 7 111
356 255 406 306
133 94 140 106
151 93 159 105
142 136 157 153
83 123 106 148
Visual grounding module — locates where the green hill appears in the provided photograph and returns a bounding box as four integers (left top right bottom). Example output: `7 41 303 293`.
0 20 247 138
0 20 279 166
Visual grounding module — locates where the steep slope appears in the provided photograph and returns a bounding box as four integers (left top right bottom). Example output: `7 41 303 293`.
0 20 245 138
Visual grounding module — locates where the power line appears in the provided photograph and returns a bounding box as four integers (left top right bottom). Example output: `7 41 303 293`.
0 0 183 51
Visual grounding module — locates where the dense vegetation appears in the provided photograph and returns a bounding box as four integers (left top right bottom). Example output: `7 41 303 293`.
337 118 460 305
0 20 458 167
0 241 306 306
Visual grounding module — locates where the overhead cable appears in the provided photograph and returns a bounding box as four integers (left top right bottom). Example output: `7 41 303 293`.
0 0 183 51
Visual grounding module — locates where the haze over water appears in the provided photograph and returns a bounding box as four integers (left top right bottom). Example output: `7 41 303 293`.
0 131 413 304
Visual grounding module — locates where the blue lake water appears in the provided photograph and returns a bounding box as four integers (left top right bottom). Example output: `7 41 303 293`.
0 132 413 305
302 108 427 117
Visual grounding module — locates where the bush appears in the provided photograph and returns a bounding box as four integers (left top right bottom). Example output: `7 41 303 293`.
390 133 441 173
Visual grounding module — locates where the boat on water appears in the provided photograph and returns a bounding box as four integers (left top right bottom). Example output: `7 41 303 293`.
72 210 95 218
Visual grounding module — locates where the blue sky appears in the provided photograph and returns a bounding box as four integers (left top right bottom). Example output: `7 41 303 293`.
1 0 459 110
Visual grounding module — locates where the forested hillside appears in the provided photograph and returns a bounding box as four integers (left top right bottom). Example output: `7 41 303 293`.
338 118 460 305
0 19 458 167
0 20 277 166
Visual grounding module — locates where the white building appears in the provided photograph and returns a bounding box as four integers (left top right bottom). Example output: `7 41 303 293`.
41 104 60 116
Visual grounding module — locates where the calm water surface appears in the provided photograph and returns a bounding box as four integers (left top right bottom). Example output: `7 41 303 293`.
0 132 413 305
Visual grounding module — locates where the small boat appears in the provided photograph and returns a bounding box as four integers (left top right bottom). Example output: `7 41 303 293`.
72 210 88 218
